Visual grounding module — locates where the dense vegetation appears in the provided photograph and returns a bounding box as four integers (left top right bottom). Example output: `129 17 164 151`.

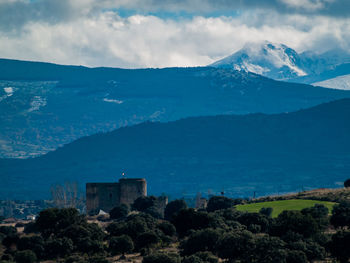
2 98 350 200
1 196 350 263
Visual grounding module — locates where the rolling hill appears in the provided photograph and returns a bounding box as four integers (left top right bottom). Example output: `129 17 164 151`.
1 99 349 200
1 58 350 158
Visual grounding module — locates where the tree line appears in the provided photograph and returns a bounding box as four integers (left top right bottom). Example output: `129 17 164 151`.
1 195 350 263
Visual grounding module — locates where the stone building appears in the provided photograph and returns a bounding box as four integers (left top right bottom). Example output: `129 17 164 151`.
86 178 147 215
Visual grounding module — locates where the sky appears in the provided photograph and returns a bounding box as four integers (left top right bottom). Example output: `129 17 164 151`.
0 0 349 68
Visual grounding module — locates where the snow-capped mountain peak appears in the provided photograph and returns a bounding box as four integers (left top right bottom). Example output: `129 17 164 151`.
211 41 307 80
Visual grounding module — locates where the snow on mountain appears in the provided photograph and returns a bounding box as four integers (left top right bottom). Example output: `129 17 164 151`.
313 74 350 90
211 41 307 80
210 42 350 89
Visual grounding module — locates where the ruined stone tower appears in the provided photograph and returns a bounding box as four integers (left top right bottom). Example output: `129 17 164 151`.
86 178 147 215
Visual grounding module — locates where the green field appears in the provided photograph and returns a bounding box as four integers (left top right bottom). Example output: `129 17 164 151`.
236 199 336 218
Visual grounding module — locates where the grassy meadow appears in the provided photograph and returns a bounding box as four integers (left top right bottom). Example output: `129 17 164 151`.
236 199 336 218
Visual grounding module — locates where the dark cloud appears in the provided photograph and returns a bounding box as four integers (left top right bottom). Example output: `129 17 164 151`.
0 0 84 32
114 0 350 17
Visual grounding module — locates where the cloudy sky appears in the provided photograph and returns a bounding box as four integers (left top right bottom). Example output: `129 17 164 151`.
0 0 349 68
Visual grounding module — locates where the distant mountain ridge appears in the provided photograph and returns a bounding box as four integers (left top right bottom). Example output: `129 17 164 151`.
210 41 350 88
1 58 349 158
1 98 350 200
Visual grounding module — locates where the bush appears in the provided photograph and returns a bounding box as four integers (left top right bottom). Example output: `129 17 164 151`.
14 250 37 263
109 235 134 256
143 253 181 263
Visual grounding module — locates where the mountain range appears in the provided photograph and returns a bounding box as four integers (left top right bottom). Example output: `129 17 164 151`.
1 58 349 158
1 98 349 199
211 41 350 89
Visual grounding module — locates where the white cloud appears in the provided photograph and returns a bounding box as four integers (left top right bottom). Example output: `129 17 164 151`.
0 8 349 68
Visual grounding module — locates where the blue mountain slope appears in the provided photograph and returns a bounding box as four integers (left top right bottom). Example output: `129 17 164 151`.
1 99 350 199
1 58 349 158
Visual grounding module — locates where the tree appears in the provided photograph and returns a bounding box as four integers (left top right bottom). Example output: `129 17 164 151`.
260 207 273 217
301 204 329 230
50 181 84 209
2 234 19 249
136 231 160 252
109 235 134 256
14 250 37 263
132 196 157 212
182 252 219 263
286 250 307 263
217 230 255 262
158 221 176 237
253 235 287 263
180 228 221 256
330 201 350 228
142 253 181 263
344 179 350 188
206 196 235 212
270 210 319 238
237 212 271 233
17 236 45 259
35 208 84 238
171 209 217 237
44 237 74 259
329 230 350 263
0 226 17 236
164 200 187 221
109 204 129 220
